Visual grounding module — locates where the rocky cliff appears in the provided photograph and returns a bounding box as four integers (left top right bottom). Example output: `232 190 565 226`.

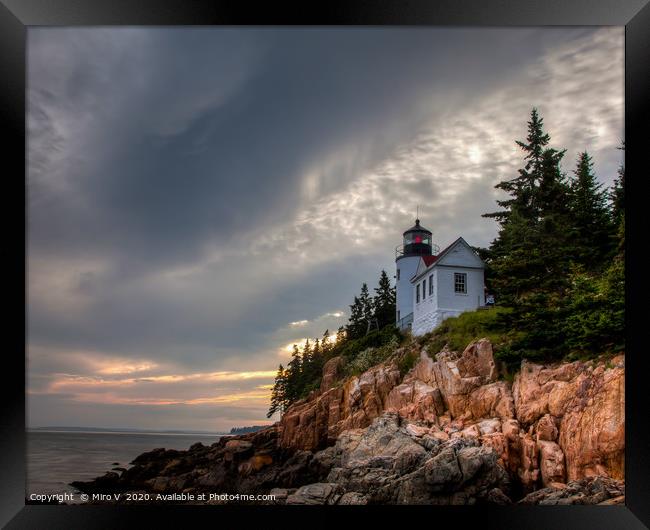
278 339 624 493
72 338 624 505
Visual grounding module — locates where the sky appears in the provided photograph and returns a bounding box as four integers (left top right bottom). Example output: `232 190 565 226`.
27 27 624 432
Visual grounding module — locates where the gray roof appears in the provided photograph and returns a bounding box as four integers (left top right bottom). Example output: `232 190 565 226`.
403 218 432 235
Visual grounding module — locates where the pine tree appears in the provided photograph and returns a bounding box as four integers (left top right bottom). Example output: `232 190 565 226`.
346 296 365 340
336 326 346 344
485 107 551 224
359 283 374 330
562 215 625 355
483 108 574 358
321 329 331 357
302 338 312 365
309 338 324 389
267 364 286 418
373 270 396 328
568 151 613 267
610 142 625 223
284 344 303 403
484 108 571 304
300 339 312 390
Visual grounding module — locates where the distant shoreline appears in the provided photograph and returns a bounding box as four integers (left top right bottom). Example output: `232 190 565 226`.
28 428 228 437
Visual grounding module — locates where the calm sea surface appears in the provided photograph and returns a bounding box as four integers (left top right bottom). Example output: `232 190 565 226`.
27 430 224 497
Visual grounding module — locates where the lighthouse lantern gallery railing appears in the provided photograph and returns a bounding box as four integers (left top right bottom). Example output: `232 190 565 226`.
395 242 440 259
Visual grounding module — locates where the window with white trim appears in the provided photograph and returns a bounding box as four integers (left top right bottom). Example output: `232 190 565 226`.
428 274 433 295
416 283 420 303
454 272 467 294
422 279 426 300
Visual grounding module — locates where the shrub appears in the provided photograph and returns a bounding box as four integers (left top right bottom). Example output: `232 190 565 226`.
344 336 399 377
339 325 402 362
419 307 519 355
397 348 420 376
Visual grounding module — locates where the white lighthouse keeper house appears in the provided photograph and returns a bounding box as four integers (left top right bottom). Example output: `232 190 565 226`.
395 218 439 330
409 236 486 336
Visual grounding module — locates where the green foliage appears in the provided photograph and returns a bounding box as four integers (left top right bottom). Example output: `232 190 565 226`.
562 256 625 355
483 109 573 308
374 270 397 329
346 271 396 339
397 348 420 376
339 325 402 362
359 283 374 324
266 364 287 418
344 336 400 377
418 307 520 358
610 142 625 223
479 109 624 366
568 151 614 266
346 295 365 340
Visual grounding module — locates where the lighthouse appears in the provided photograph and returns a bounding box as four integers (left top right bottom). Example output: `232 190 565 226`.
395 219 438 330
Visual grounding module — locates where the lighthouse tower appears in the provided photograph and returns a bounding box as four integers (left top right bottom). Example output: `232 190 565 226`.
395 219 438 330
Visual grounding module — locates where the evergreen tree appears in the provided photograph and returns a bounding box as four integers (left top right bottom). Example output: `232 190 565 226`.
610 142 625 223
309 338 324 390
567 151 613 267
300 338 312 386
336 326 347 344
267 364 286 418
485 107 551 224
302 338 312 367
284 344 303 403
483 108 574 358
346 296 365 340
373 270 396 328
484 109 571 301
321 329 331 357
359 283 374 330
536 147 572 287
562 214 625 355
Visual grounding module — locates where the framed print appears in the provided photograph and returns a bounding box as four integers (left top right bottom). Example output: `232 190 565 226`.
2 0 650 527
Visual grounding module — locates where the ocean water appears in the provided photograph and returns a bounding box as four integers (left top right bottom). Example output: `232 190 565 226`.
27 430 223 498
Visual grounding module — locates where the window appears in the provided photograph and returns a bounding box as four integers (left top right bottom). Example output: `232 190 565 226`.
454 272 467 294
397 269 400 281
416 283 420 303
397 310 401 321
422 279 426 299
429 274 434 295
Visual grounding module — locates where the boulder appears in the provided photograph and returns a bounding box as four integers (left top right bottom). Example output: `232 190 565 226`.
320 356 343 393
279 362 401 451
513 356 625 482
337 492 369 505
286 483 341 505
537 440 565 486
519 476 625 505
536 414 558 442
558 361 625 480
424 447 463 490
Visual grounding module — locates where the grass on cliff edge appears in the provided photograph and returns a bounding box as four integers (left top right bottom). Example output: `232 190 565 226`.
417 307 522 368
337 309 519 381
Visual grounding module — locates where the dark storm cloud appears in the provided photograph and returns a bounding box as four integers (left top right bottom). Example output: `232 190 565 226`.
28 27 576 268
27 27 623 430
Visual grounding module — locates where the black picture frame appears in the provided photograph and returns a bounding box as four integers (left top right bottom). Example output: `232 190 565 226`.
3 0 649 527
